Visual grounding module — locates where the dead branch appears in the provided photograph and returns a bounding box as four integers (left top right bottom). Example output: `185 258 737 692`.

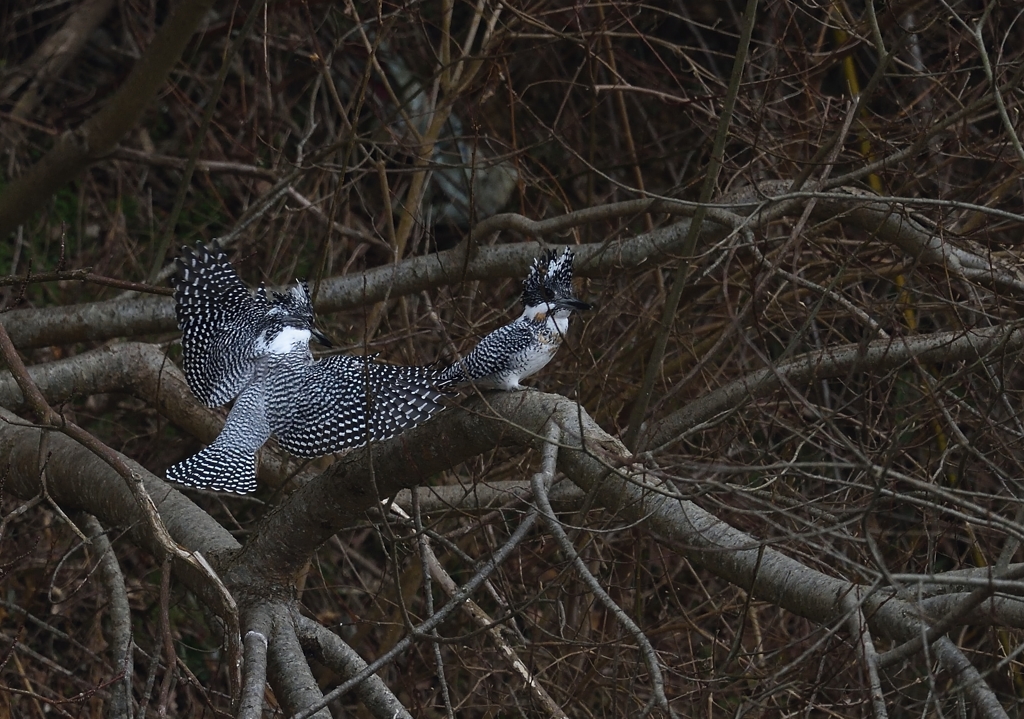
0 0 219 238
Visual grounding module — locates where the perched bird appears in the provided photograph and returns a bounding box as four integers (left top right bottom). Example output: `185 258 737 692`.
167 241 447 494
439 248 591 390
174 242 332 407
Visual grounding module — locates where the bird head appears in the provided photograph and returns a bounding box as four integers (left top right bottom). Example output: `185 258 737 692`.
521 248 592 319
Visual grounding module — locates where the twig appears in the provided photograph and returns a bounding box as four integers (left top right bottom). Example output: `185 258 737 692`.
291 506 541 719
879 559 1024 667
0 0 222 239
0 493 43 545
110 147 277 179
531 422 676 718
841 590 888 719
0 321 241 681
146 0 270 283
972 21 1024 166
392 502 569 719
624 0 759 448
643 323 1024 452
284 187 376 242
156 556 177 719
410 492 455 719
0 267 172 295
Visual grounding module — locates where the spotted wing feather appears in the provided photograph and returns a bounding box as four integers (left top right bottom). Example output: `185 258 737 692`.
173 242 268 406
266 354 448 457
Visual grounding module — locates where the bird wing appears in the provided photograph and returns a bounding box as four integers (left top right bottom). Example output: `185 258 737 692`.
438 320 536 385
165 372 271 493
174 242 267 407
266 354 447 457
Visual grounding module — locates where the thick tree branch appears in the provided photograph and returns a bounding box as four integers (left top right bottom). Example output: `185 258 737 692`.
221 389 1011 717
0 342 309 486
1 216 723 349
292 611 413 719
642 323 1024 451
0 322 186 565
266 608 331 719
3 360 1020 717
6 186 1021 356
393 478 585 514
238 608 272 719
81 513 133 719
0 405 238 608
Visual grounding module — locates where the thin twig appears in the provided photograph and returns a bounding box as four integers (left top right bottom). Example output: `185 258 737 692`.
146 0 270 283
156 556 176 719
291 505 541 719
0 267 172 295
531 422 677 718
841 590 888 719
392 501 569 719
623 0 759 448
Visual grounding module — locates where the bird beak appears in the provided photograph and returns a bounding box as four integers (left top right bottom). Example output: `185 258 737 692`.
311 328 333 347
556 298 592 312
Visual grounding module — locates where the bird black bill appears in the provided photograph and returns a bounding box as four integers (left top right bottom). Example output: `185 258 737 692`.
557 298 592 311
312 328 333 347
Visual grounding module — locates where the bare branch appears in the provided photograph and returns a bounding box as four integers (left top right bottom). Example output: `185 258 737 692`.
625 0 760 448
292 508 542 719
238 609 272 719
0 0 118 113
0 404 239 612
0 342 310 487
265 608 331 719
80 514 133 719
643 323 1024 451
841 590 887 719
0 0 220 239
531 423 675 718
0 215 723 349
292 611 413 719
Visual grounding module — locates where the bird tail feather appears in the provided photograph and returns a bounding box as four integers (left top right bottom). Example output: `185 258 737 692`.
165 444 257 494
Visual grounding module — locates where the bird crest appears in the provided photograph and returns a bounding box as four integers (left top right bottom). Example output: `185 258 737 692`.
521 248 576 308
271 282 314 319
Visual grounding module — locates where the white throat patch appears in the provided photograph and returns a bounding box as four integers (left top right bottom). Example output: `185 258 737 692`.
262 326 311 354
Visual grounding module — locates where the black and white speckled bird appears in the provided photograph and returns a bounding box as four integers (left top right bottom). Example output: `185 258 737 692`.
166 242 448 494
173 241 333 407
438 248 591 391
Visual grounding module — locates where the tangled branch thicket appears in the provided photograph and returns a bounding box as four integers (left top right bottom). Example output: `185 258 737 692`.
4 0 1024 716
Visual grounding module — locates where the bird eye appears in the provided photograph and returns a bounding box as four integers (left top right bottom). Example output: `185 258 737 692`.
542 286 554 300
